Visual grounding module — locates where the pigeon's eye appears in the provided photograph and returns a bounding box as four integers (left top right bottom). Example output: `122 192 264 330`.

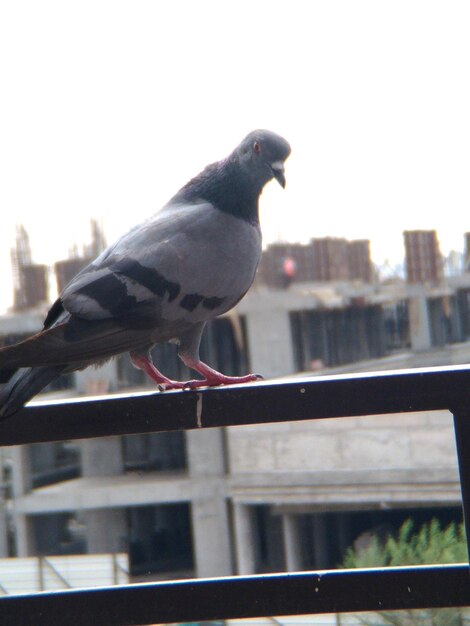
253 141 261 154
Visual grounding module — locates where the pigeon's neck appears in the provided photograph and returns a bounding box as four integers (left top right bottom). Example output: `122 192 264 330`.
176 159 261 224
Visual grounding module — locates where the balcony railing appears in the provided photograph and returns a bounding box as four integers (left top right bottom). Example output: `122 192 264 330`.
1 364 470 625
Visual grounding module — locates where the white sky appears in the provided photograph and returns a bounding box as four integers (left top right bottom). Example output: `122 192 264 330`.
1 1 470 313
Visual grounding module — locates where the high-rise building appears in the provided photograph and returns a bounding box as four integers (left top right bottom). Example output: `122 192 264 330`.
463 233 470 272
348 239 372 282
257 238 373 287
311 237 350 281
55 258 92 294
256 242 316 287
55 220 107 293
404 230 443 284
10 225 49 310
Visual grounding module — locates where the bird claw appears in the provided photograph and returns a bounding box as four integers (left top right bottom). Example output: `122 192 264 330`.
182 379 203 390
157 373 263 392
183 373 263 390
157 381 185 392
158 379 205 391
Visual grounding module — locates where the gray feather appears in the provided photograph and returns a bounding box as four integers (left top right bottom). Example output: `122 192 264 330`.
0 366 67 420
61 202 261 324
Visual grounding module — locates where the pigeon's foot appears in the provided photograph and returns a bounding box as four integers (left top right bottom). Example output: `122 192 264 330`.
155 373 262 391
131 352 263 392
156 380 186 391
179 356 263 389
182 372 263 390
130 353 184 389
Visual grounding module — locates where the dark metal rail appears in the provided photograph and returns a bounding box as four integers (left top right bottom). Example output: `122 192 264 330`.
1 364 470 625
1 364 470 446
0 565 469 626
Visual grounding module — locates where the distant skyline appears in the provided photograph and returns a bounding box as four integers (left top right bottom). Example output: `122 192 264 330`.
1 1 470 313
5 221 467 312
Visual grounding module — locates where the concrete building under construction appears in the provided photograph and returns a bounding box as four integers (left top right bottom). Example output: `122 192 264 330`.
404 230 443 285
55 258 92 294
10 225 48 311
256 242 317 287
257 238 373 288
347 239 373 283
8 220 106 311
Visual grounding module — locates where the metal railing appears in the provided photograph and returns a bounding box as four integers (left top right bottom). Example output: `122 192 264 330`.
0 554 129 595
1 364 470 625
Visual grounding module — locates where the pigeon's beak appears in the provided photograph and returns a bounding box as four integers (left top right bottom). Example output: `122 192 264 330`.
270 161 286 189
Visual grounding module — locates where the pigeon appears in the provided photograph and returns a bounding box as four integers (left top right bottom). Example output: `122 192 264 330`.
0 129 291 419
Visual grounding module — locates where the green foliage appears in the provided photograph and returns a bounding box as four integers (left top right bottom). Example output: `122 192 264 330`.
341 518 469 626
343 518 468 568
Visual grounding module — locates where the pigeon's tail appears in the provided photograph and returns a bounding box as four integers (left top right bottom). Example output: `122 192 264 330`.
0 366 66 420
0 318 154 369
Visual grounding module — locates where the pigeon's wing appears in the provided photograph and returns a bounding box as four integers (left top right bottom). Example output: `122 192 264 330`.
0 202 261 371
61 201 262 325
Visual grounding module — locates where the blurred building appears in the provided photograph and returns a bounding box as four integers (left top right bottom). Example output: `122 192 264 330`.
464 232 470 272
14 264 49 310
9 220 107 310
347 239 372 282
256 243 316 287
55 258 92 294
55 219 106 293
311 237 350 281
404 230 443 285
10 225 48 310
257 238 373 288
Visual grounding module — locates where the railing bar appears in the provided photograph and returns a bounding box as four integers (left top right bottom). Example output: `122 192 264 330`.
452 406 470 566
41 557 73 589
0 565 468 626
2 365 470 446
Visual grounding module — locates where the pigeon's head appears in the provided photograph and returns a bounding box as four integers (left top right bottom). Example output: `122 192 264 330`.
235 130 291 190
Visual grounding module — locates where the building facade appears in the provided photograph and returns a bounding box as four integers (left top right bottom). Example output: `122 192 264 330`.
256 238 373 288
404 229 443 285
